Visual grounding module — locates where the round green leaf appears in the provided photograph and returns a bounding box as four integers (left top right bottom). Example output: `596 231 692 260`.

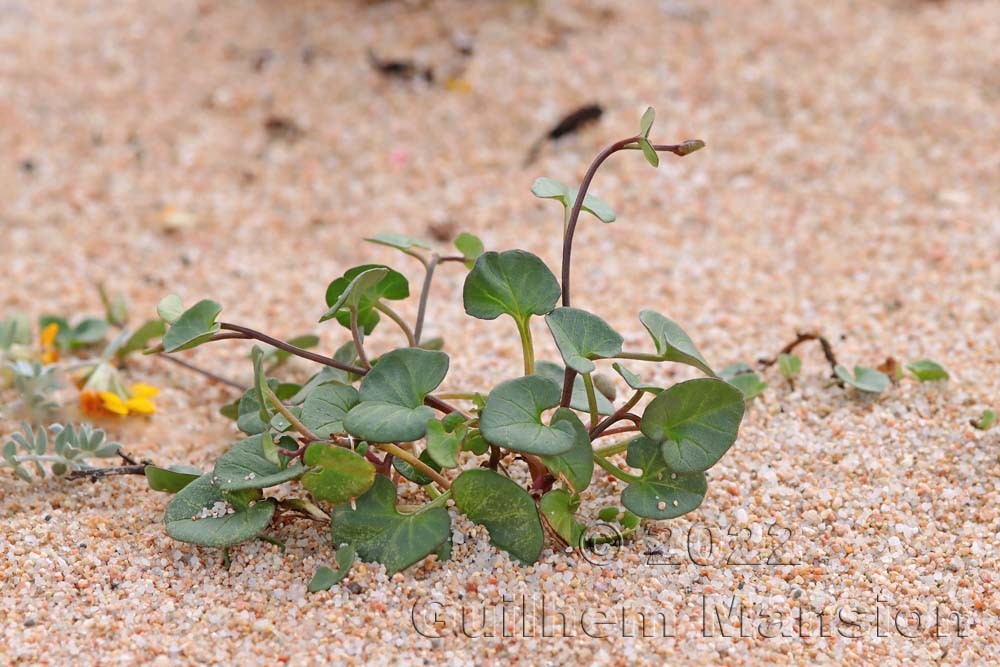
641 378 745 473
718 363 767 400
213 434 306 491
162 299 222 352
320 265 409 333
639 310 714 375
835 365 890 394
545 307 623 374
165 474 275 548
156 294 184 324
301 443 375 504
329 475 451 575
463 250 561 326
479 375 576 455
539 408 594 493
454 232 484 268
540 489 584 546
300 383 360 438
344 348 449 442
778 353 802 380
620 436 707 519
426 419 463 468
452 468 544 565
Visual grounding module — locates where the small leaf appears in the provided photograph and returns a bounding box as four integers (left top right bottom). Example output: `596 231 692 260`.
426 420 463 468
479 375 576 455
329 475 451 575
67 318 108 348
145 465 202 493
157 294 184 324
638 137 659 167
530 177 617 223
320 266 391 327
639 106 655 138
117 320 167 357
463 250 561 327
540 489 585 545
213 434 306 491
454 232 484 268
162 299 222 352
612 362 662 394
164 475 274 548
639 310 714 375
301 443 375 504
834 365 890 394
344 348 449 442
778 353 801 380
905 360 949 382
365 233 430 252
545 307 623 375
452 468 543 565
539 408 593 493
300 383 360 438
621 436 707 519
308 545 356 592
535 361 614 415
641 378 745 473
972 409 996 431
718 363 767 400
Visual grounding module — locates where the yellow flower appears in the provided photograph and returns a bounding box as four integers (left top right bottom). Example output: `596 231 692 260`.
129 383 159 399
98 391 129 415
79 366 159 417
40 322 60 364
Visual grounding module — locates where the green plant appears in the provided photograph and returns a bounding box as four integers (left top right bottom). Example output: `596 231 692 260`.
141 107 746 576
1 423 121 482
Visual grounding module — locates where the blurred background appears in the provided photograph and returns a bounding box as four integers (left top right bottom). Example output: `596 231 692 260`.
1 0 997 406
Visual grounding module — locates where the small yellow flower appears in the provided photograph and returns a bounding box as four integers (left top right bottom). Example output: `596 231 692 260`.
98 391 129 415
78 366 159 417
40 322 60 364
129 383 159 399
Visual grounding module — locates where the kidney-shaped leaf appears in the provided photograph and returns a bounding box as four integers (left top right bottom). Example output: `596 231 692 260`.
540 489 585 546
641 378 745 473
639 310 714 376
162 299 222 352
321 265 408 333
545 307 623 375
329 475 451 575
300 383 360 438
463 250 560 327
479 375 576 455
452 468 543 565
530 177 617 223
344 348 449 442
213 434 306 491
621 436 707 519
165 474 275 548
301 443 375 504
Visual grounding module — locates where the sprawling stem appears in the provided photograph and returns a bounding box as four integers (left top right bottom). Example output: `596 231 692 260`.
590 390 643 439
613 351 663 362
558 138 704 406
215 323 465 417
377 443 451 489
414 254 438 344
157 353 246 391
593 440 631 457
373 301 416 346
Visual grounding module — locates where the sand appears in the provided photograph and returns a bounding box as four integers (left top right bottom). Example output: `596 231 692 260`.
1 0 998 664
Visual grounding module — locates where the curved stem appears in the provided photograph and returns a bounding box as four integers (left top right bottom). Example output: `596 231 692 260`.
593 453 640 484
592 425 640 439
594 440 631 457
590 390 643 439
219 323 366 375
613 351 664 362
157 353 246 391
414 254 439 344
377 443 451 490
373 301 416 346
